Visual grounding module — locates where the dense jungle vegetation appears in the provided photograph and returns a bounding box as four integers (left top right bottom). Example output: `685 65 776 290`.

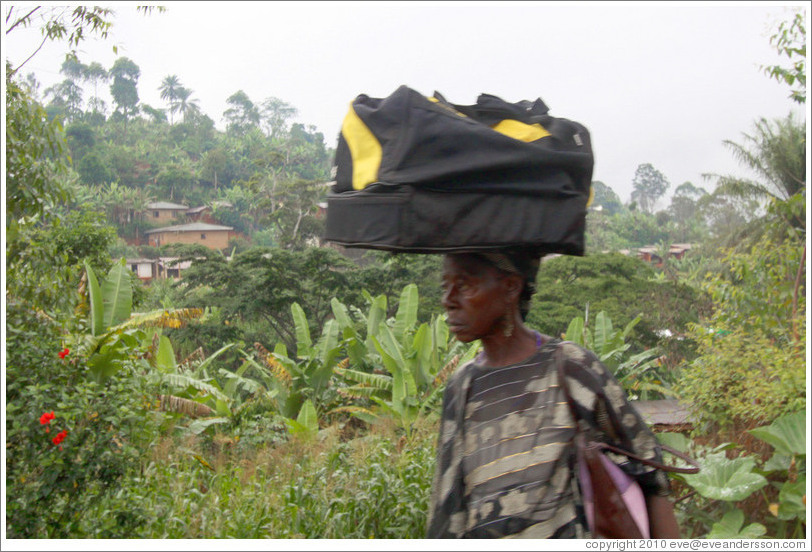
5 6 806 540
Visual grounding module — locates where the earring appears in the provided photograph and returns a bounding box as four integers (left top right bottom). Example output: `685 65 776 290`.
503 314 514 337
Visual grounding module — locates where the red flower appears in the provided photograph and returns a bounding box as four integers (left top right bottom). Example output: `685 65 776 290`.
39 411 55 425
52 430 68 446
58 348 70 359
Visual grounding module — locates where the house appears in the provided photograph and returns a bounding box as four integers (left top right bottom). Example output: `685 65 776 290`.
146 201 189 224
144 222 234 250
636 244 693 265
157 257 195 280
127 258 160 282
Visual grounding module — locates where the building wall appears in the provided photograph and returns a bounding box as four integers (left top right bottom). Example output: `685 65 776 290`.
149 209 186 224
148 230 231 249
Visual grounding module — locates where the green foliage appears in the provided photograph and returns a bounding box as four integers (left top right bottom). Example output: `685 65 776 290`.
677 236 805 426
630 163 670 213
528 253 702 354
706 510 767 539
5 70 71 238
563 310 670 399
673 412 806 539
762 10 806 104
5 296 165 538
331 285 480 434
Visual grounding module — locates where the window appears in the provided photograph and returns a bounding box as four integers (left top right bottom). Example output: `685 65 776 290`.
154 211 160 218
200 233 206 239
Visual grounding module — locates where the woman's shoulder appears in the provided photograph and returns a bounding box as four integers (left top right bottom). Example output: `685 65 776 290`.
552 339 614 389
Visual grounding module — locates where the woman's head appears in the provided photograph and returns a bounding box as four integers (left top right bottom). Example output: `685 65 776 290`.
440 250 540 343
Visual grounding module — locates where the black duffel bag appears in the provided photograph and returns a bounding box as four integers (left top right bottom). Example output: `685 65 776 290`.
325 85 594 255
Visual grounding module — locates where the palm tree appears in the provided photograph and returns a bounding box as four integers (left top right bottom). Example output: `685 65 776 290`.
705 114 806 203
175 86 201 122
159 74 181 124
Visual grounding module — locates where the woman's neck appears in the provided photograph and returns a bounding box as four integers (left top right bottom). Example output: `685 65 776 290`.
479 324 541 367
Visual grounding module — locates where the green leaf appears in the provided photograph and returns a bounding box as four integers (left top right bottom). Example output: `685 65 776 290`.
155 335 177 373
564 316 584 345
102 258 132 328
748 411 806 457
412 323 432 387
162 373 230 403
682 452 768 502
84 261 104 336
706 509 766 539
331 297 353 329
656 432 693 453
592 311 614 355
317 319 339 366
366 294 387 341
291 302 312 357
284 400 318 437
214 398 231 418
776 478 806 520
195 343 236 374
393 283 418 342
186 417 229 435
296 399 318 433
761 453 792 473
336 368 392 390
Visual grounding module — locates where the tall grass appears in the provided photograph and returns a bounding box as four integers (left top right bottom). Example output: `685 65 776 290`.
75 416 439 538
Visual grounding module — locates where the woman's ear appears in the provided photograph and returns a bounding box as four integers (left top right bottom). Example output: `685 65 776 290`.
502 273 524 303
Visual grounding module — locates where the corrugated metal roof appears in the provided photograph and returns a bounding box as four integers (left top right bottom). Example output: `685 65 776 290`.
147 201 189 210
145 222 234 234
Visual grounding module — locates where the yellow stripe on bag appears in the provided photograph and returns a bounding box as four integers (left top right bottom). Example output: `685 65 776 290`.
491 119 551 142
341 104 382 190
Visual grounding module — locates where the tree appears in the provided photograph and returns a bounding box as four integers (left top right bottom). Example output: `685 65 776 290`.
762 10 806 105
82 61 109 115
223 90 260 135
175 86 201 122
590 181 624 215
5 69 71 238
109 57 140 125
159 74 182 124
140 103 168 124
669 181 708 229
5 6 114 76
706 115 805 204
260 96 298 139
527 252 704 357
630 163 670 214
44 78 84 122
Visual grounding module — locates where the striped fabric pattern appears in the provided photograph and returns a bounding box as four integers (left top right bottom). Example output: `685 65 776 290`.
427 340 670 539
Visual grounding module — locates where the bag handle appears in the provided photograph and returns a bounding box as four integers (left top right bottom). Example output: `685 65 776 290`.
555 344 700 475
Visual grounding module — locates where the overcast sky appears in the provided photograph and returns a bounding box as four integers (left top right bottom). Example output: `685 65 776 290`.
3 1 807 205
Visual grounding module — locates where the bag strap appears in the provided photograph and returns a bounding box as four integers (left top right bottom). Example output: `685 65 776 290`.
554 344 700 475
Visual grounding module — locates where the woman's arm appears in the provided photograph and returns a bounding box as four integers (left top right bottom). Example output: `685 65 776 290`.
646 493 680 539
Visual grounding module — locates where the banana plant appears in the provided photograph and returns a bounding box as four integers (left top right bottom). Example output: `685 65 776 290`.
330 284 480 434
78 259 211 383
564 310 670 399
240 302 345 432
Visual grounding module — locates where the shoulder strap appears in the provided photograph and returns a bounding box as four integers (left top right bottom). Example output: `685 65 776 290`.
554 343 699 474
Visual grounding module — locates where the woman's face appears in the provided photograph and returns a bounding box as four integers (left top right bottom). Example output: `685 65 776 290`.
441 254 513 343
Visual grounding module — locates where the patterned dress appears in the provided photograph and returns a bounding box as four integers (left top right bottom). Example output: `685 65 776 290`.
426 339 670 538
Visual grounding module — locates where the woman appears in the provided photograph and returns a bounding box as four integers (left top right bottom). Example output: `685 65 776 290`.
426 250 679 539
